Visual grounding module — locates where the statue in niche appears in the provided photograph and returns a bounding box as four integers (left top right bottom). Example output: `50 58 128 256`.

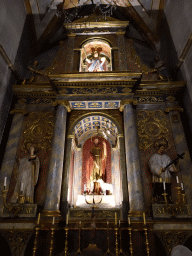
10 145 40 204
86 137 107 193
85 47 107 72
149 138 178 204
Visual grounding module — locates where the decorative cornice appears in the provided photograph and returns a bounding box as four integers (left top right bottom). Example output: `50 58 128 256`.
10 109 28 115
165 106 184 113
53 100 71 112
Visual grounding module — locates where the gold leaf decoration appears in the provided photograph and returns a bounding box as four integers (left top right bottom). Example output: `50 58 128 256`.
137 110 169 150
21 112 55 152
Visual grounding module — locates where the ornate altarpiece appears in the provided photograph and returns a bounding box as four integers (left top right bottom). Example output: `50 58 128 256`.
0 13 192 256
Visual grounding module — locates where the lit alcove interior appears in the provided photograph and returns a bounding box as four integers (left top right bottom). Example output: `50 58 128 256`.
79 39 112 72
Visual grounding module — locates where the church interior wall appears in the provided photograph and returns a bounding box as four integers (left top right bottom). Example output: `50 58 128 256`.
0 0 37 166
160 0 192 158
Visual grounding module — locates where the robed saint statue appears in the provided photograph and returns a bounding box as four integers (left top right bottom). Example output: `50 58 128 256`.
10 146 40 204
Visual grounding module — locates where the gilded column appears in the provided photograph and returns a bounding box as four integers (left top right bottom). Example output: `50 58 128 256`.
65 33 76 73
166 106 192 213
0 101 27 214
116 31 128 71
121 100 145 215
42 101 70 216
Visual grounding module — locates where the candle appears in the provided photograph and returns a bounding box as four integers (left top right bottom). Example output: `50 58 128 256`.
52 216 55 225
84 184 86 191
4 177 7 187
119 220 120 227
79 221 81 226
176 176 179 183
181 183 184 190
107 221 109 226
37 213 40 224
163 182 166 191
20 183 24 192
143 212 146 225
115 212 117 225
128 217 131 226
66 214 68 225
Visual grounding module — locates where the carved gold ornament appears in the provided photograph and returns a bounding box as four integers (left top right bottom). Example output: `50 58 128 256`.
137 110 169 150
21 112 54 152
157 231 189 256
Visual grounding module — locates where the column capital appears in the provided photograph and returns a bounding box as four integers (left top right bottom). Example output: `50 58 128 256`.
53 100 71 112
10 109 28 115
165 106 184 113
119 99 137 112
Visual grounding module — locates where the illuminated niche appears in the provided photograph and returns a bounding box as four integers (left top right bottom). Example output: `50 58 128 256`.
79 39 112 72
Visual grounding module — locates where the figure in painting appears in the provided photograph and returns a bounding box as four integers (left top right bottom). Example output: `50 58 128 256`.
149 138 178 203
85 47 107 72
10 145 40 204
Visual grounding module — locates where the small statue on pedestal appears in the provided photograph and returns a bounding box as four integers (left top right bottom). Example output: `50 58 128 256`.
10 145 40 204
149 138 178 204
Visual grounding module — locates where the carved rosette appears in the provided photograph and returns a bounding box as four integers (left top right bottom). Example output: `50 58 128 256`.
137 110 169 150
21 112 55 152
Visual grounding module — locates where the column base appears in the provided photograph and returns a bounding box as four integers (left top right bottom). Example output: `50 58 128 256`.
41 210 61 217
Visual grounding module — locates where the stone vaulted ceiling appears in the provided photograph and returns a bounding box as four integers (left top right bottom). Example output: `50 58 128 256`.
25 0 165 51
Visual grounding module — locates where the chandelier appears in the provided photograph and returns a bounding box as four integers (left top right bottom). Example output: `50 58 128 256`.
55 0 117 23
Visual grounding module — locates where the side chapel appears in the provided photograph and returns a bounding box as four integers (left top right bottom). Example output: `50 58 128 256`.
0 2 192 256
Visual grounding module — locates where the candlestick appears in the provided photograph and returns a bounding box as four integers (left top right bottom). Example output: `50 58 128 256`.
66 214 68 225
52 216 55 225
115 212 117 225
128 216 131 226
37 213 40 225
176 176 179 183
163 181 166 190
143 212 146 225
20 183 24 192
4 177 7 188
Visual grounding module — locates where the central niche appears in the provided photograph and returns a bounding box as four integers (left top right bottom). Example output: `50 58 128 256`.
68 115 122 208
79 39 112 72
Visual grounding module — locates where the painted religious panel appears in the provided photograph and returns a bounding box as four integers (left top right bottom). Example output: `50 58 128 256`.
79 39 112 72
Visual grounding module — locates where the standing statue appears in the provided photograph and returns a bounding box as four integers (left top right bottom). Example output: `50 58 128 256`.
86 137 107 193
10 146 40 204
149 138 178 203
90 137 107 182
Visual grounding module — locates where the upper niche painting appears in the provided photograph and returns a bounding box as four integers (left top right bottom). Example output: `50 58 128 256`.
79 39 112 72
